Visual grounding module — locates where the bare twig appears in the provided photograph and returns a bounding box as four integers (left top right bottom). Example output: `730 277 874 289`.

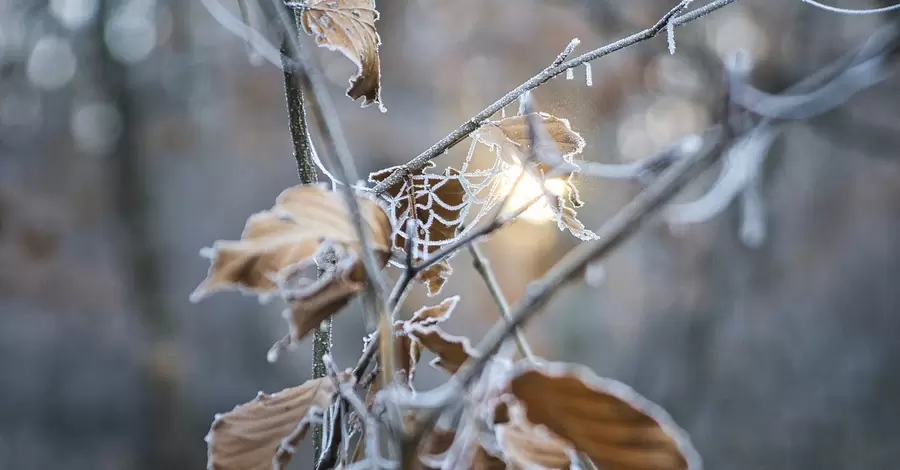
370 0 740 195
467 242 534 360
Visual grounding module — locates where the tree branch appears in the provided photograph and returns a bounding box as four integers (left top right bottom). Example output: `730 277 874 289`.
370 0 740 195
467 242 534 361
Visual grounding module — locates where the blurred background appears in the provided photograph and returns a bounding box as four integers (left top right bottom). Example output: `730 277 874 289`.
2 0 900 469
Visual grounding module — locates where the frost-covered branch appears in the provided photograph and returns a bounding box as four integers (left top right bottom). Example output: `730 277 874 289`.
370 0 740 195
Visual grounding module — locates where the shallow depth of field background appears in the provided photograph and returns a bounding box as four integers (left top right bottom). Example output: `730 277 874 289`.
2 1 900 469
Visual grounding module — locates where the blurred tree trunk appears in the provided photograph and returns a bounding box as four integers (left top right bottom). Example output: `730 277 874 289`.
94 1 196 468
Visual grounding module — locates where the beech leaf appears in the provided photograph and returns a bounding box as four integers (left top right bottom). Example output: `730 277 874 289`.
406 324 479 374
191 185 392 340
299 0 383 109
495 405 574 469
206 378 337 470
509 362 702 470
473 112 585 164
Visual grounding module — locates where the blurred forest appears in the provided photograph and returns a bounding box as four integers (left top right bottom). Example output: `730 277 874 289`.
2 0 900 469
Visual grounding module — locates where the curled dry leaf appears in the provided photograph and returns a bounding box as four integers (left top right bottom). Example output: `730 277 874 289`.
417 260 453 297
472 445 507 470
370 163 467 296
299 0 383 109
206 377 337 470
191 185 392 341
473 112 585 164
495 404 574 470
406 324 479 374
509 362 702 470
365 296 460 393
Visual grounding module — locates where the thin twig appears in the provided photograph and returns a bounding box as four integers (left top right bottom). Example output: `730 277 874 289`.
467 242 534 360
370 0 740 195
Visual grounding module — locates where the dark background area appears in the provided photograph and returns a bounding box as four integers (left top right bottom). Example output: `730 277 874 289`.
2 0 900 469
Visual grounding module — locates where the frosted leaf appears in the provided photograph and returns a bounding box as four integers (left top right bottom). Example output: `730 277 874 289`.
298 0 384 110
191 186 392 342
584 62 593 86
566 67 575 80
207 378 336 470
510 362 702 470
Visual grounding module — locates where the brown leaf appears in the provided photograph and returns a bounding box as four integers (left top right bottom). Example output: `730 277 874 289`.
417 260 453 297
191 185 392 340
509 363 701 470
473 112 585 163
369 163 467 295
407 294 459 326
406 324 479 374
472 445 507 470
300 0 383 109
206 378 337 470
496 406 574 469
416 428 458 469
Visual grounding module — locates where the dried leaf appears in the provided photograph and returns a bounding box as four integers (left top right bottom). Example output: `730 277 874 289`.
473 112 585 163
391 296 460 388
299 0 383 109
406 324 479 374
496 406 574 470
416 428 457 469
472 445 507 470
206 378 337 470
417 260 453 297
509 362 701 470
191 185 392 340
369 164 466 295
407 294 459 326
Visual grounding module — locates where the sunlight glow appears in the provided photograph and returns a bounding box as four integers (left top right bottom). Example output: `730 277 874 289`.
499 166 569 223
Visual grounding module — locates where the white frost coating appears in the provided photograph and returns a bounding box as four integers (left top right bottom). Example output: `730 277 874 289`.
584 62 592 86
518 91 531 115
566 68 574 80
667 20 676 55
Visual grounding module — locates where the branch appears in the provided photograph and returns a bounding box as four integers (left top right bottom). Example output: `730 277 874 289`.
467 242 535 360
370 0 740 195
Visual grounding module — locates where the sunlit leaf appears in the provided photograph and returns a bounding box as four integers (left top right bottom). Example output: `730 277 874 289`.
299 0 383 109
191 185 392 340
473 112 585 164
509 362 701 470
206 378 337 470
